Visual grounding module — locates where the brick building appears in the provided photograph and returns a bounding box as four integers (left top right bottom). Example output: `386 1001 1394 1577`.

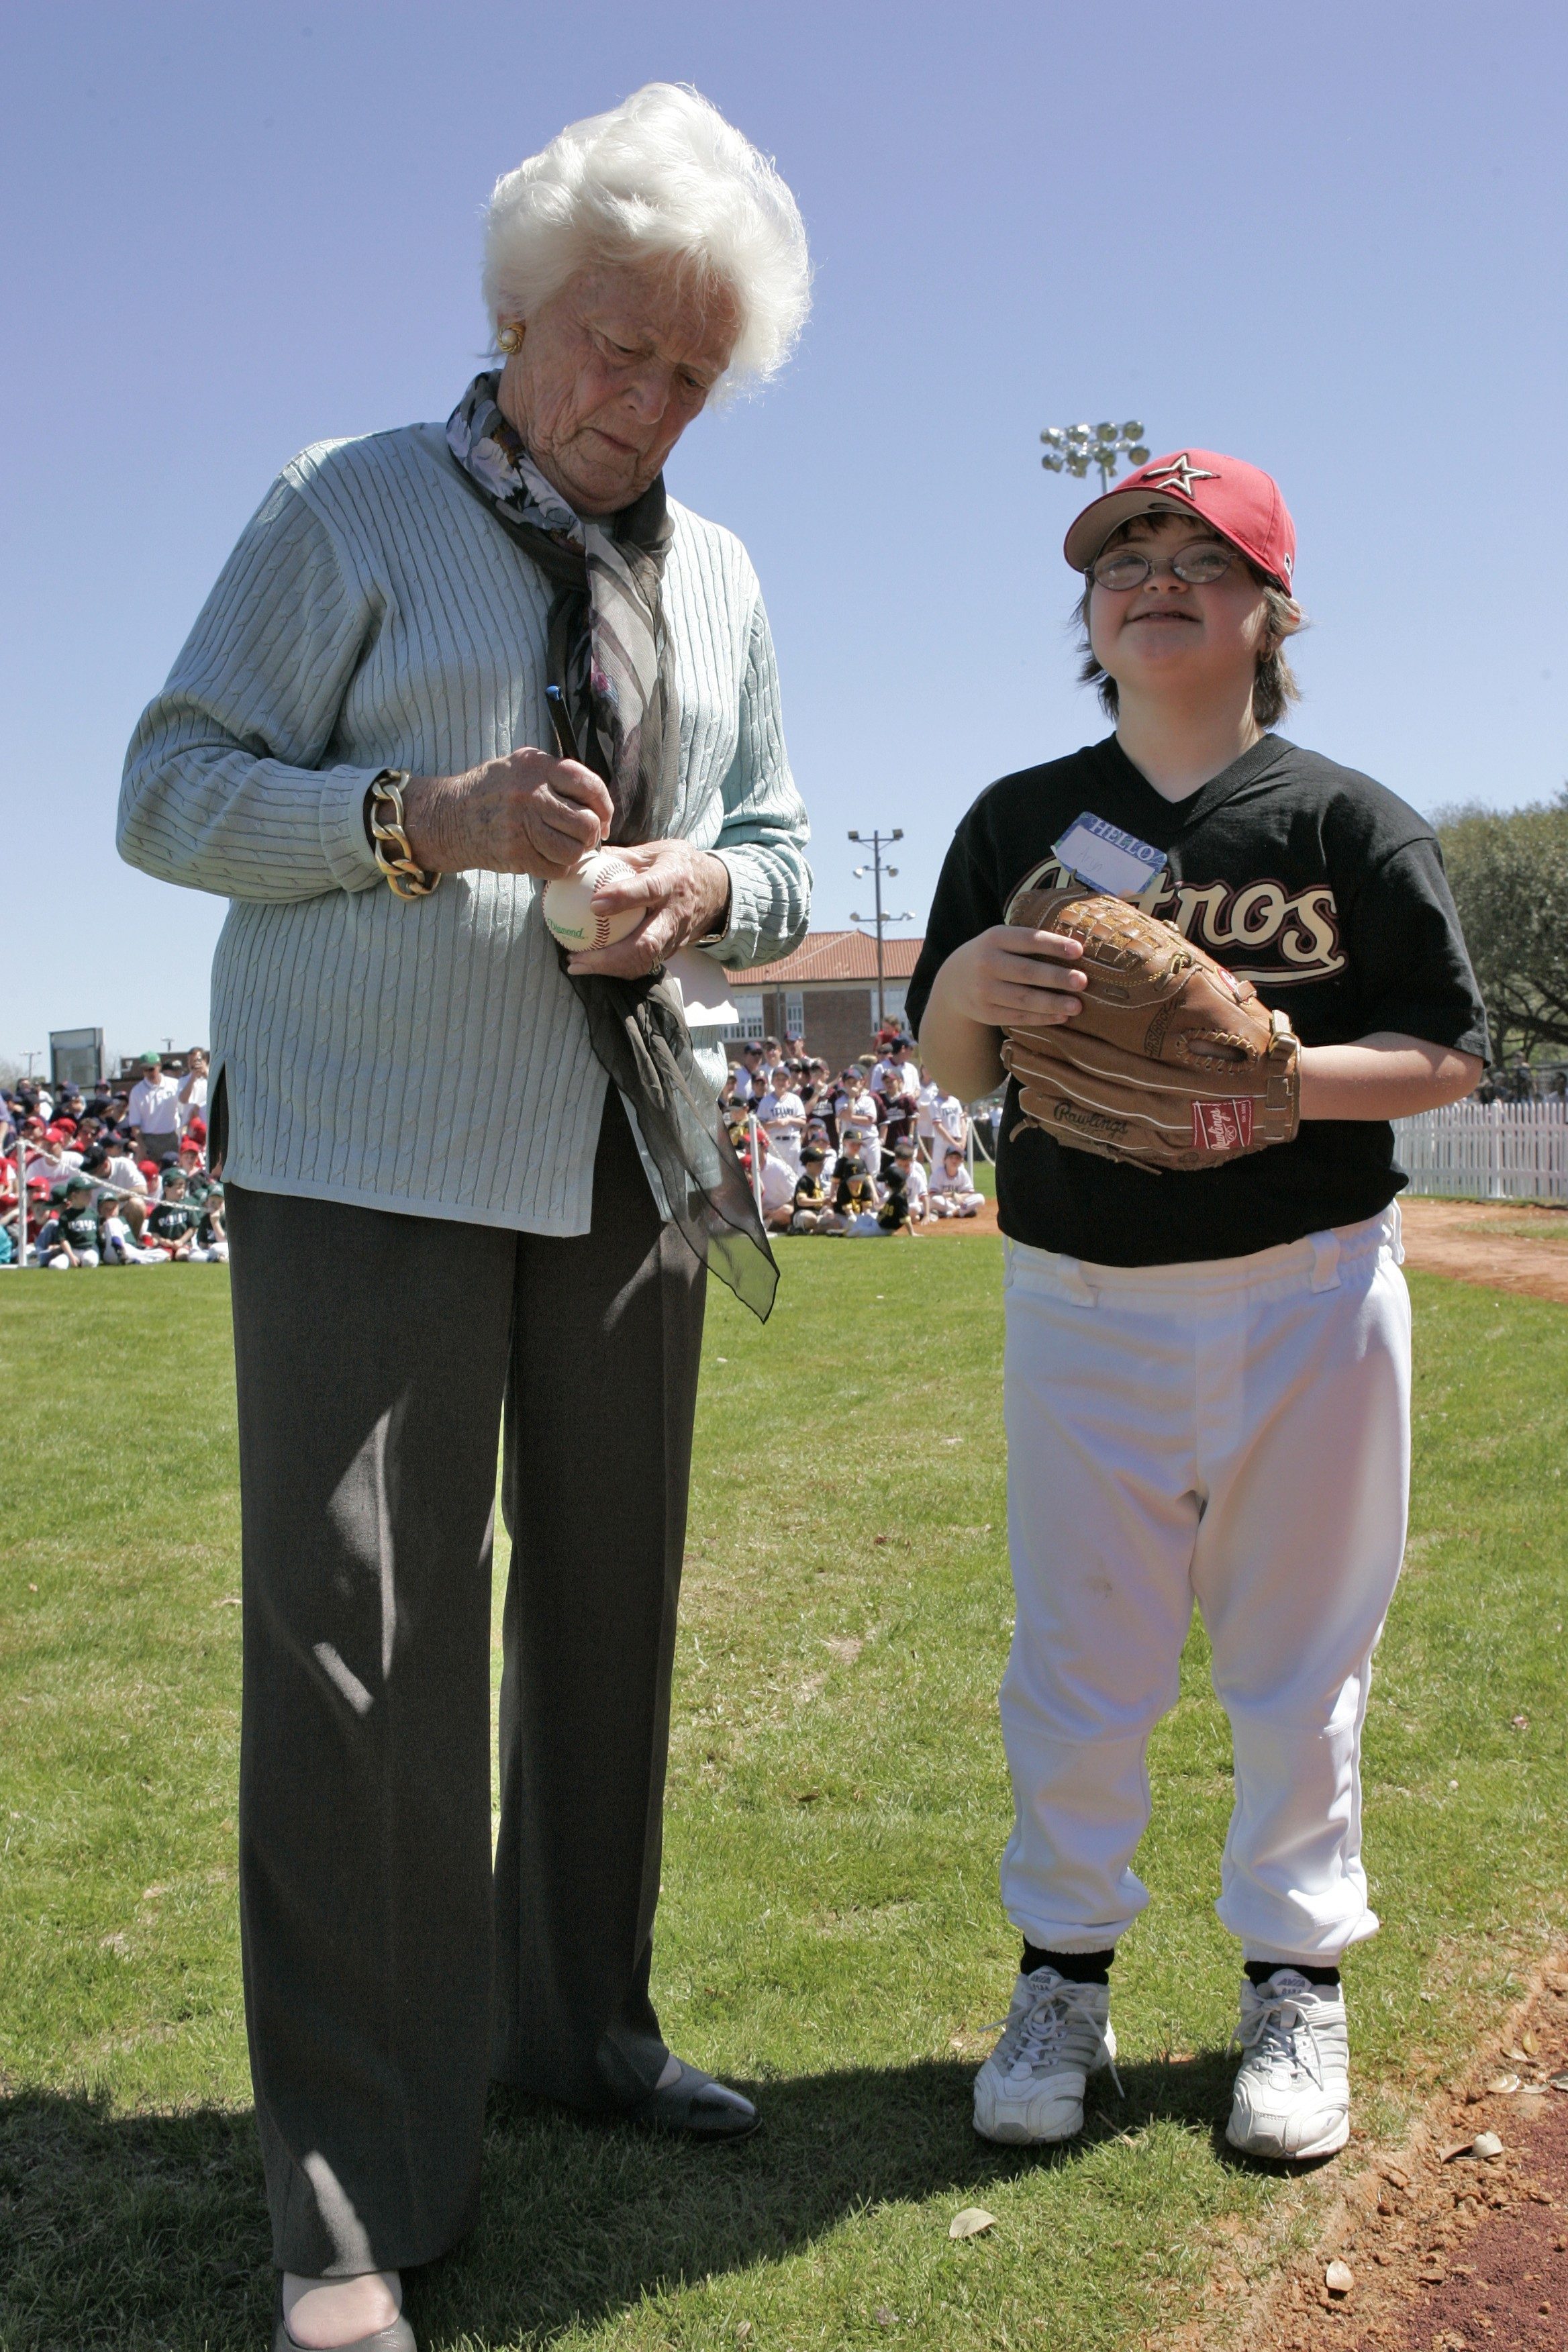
723 930 926 1073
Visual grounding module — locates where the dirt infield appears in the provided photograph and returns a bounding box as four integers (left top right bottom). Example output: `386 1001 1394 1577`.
1203 1961 1568 2352
914 1196 1003 1240
918 1193 1568 1306
1396 1197 1568 1306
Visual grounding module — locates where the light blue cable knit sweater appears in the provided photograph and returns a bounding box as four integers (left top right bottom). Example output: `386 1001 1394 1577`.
118 422 811 1234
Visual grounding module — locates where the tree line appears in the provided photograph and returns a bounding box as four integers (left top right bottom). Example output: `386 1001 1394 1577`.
1435 792 1568 1065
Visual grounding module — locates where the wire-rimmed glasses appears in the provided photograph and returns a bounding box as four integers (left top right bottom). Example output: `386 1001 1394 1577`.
1088 545 1238 591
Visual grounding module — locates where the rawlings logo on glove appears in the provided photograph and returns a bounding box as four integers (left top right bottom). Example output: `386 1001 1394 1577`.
1001 885 1300 1173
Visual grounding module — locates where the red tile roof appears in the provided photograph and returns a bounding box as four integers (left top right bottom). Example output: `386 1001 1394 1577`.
730 930 926 985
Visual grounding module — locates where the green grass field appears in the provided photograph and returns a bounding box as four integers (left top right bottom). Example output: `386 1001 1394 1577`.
1 1246 1565 2351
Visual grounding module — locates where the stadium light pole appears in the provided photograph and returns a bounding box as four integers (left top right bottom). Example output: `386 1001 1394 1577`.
1040 419 1150 494
848 826 915 1033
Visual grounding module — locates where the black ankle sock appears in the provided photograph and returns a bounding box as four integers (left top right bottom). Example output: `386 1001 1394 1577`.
1021 1943 1114 1985
1246 1959 1340 1988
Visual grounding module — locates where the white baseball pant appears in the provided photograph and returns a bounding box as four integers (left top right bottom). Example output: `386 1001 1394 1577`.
998 1206 1410 1964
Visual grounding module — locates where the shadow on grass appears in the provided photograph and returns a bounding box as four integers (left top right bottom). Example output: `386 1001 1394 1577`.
428 2049 1249 2348
0 2050 1249 2351
0 2089 268 2351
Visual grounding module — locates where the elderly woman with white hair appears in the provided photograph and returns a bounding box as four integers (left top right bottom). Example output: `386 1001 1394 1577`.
119 85 811 2352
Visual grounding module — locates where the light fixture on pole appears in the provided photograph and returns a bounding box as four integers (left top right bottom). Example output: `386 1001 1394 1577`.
1040 420 1150 494
848 826 914 1033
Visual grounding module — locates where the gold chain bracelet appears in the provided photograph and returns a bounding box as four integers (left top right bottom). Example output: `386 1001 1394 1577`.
367 770 441 900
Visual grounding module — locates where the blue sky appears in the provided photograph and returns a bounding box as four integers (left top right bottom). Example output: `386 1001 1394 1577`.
2 0 1563 1068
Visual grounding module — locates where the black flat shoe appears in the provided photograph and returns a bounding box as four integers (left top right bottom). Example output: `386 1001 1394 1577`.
624 2057 759 2141
273 2277 417 2351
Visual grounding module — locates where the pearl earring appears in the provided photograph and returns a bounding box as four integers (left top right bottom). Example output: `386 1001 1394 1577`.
497 322 523 355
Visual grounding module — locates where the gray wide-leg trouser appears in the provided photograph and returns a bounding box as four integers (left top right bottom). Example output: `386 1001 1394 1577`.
226 1094 705 2276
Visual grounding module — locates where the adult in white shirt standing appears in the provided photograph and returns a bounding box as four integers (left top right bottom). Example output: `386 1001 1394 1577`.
177 1048 209 1134
127 1052 183 1167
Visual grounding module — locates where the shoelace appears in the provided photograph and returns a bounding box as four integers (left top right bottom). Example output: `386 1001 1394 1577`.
1232 1992 1325 2090
989 1981 1124 2098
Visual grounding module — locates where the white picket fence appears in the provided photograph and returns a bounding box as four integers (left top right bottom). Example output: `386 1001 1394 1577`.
1392 1102 1568 1201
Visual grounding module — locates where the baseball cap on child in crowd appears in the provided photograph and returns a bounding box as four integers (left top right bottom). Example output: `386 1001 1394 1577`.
1063 448 1296 592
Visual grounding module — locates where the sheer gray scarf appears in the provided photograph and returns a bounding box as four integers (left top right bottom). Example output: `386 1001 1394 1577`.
446 373 777 1319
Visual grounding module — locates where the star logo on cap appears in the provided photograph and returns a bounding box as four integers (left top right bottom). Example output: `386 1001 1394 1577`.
1140 453 1219 500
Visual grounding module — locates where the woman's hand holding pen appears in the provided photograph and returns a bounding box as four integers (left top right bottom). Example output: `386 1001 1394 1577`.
399 748 614 879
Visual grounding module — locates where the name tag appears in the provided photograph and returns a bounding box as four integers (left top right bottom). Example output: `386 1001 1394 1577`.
1052 811 1165 899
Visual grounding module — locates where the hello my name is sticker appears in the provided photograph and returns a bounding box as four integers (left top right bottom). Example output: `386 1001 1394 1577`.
1052 812 1166 899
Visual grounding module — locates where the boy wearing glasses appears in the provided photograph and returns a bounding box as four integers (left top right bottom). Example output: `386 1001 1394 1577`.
908 452 1486 2161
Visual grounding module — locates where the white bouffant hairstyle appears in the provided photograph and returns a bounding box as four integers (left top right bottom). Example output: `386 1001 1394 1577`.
483 83 811 393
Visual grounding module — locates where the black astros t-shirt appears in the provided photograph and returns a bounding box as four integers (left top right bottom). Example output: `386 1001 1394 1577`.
904 733 1489 1267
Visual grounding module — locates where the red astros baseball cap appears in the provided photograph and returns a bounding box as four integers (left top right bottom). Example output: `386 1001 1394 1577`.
1063 448 1296 593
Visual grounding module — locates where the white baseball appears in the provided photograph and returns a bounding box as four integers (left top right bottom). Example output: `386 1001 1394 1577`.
541 852 642 952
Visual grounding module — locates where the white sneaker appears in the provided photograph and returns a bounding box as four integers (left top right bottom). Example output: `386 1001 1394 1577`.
972 1967 1121 2145
1226 1969 1351 2160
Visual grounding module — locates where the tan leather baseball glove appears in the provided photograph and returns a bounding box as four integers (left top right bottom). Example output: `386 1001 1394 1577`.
999 885 1300 1173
